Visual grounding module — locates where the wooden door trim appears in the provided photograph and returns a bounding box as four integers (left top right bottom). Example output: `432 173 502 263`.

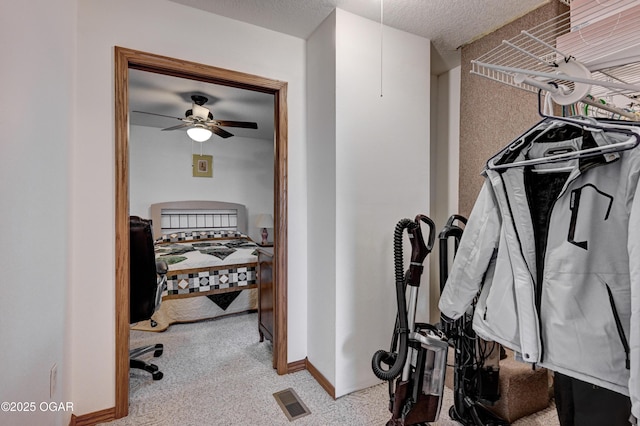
114 46 288 419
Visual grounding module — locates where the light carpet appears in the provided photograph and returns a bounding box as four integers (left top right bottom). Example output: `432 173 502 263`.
100 313 559 425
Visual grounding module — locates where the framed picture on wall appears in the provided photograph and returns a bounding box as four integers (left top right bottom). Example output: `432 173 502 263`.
193 154 213 178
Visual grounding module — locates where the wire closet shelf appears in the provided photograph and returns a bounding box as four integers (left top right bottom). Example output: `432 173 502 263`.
471 0 640 120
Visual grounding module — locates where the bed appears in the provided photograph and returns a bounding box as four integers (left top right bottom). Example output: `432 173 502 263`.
132 201 259 332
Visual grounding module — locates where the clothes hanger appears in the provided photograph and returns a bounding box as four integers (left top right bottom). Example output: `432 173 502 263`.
486 90 640 171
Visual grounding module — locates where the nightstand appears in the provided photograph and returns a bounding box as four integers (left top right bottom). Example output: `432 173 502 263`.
257 247 274 347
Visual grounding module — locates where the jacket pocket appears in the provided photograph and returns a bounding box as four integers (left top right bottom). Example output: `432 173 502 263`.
475 245 520 346
541 272 630 383
604 282 630 370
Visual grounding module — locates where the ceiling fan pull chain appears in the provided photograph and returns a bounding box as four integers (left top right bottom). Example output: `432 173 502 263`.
190 140 203 157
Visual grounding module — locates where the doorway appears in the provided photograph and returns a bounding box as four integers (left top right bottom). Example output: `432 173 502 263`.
114 46 288 419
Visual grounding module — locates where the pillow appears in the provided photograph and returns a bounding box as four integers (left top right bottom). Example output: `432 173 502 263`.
155 230 247 244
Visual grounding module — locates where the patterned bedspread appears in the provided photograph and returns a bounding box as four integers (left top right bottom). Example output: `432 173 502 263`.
154 231 258 297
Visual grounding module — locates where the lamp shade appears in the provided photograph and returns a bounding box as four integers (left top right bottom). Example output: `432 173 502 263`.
187 126 213 142
256 214 274 229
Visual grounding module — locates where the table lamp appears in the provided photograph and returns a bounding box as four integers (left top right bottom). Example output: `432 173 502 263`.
256 214 274 245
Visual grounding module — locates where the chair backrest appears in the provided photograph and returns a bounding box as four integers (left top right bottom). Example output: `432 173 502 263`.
130 216 159 324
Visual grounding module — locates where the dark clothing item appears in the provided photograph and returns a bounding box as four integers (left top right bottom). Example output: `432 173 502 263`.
554 371 631 426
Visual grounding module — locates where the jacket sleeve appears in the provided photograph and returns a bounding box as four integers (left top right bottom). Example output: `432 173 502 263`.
438 180 502 320
627 162 640 420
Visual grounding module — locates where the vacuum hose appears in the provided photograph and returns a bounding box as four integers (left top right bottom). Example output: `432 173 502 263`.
371 218 414 381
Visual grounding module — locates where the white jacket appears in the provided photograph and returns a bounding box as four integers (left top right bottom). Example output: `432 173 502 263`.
439 118 640 418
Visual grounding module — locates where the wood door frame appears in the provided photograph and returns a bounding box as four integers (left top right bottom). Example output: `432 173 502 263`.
114 46 288 419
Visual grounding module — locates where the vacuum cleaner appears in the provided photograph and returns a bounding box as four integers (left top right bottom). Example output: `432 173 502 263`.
372 214 449 426
439 215 508 426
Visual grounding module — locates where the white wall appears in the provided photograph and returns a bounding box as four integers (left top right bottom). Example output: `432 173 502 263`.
73 0 306 415
306 11 338 385
444 67 461 218
129 125 274 243
306 9 432 399
0 1 74 425
333 10 431 397
429 66 461 322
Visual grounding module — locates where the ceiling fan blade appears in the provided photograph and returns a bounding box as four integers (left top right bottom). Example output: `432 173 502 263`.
215 120 258 129
162 123 190 131
132 110 183 121
211 126 234 139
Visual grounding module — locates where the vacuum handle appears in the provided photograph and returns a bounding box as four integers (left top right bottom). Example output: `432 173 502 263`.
446 214 467 229
407 214 436 286
416 214 436 251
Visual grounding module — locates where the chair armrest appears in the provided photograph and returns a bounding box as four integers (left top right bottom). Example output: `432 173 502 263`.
153 260 169 312
156 260 168 275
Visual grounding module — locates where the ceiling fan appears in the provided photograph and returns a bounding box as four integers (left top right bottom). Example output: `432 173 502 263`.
134 95 258 141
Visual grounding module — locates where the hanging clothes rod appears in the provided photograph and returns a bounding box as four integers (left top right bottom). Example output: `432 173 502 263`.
514 74 638 120
581 96 638 121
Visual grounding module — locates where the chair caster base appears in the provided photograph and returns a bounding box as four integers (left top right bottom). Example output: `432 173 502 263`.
153 343 163 358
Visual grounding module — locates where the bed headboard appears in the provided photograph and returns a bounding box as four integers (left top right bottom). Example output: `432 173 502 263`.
149 201 248 239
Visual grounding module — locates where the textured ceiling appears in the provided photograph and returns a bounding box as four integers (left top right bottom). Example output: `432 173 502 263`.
168 0 548 57
131 0 551 139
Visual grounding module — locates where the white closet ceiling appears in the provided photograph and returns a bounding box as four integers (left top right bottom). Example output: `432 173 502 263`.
131 0 549 137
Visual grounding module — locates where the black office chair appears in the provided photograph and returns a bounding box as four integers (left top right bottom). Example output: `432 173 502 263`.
129 215 168 380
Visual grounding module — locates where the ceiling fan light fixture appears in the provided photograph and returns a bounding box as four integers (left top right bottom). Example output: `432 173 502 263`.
187 126 213 142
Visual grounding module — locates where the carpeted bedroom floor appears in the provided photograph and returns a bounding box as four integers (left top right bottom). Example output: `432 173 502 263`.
100 312 560 426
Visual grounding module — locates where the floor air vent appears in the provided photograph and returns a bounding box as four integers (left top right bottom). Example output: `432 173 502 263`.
273 388 311 421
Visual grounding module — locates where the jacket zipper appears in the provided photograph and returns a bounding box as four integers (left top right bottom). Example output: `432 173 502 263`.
498 174 539 363
605 283 631 369
535 196 561 364
537 169 586 363
537 206 554 310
